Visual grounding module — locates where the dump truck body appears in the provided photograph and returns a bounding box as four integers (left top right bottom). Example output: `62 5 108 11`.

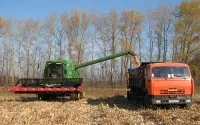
127 62 194 107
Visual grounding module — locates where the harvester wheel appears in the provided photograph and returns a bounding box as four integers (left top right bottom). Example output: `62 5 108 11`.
80 92 85 99
70 93 79 100
50 95 57 100
40 95 50 101
37 94 41 100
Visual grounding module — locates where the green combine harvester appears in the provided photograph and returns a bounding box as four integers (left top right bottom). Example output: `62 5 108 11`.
9 50 140 100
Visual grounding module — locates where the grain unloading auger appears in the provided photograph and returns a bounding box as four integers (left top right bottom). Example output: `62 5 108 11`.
9 50 140 100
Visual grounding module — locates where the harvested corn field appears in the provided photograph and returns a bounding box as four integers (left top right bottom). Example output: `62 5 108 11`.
0 88 200 125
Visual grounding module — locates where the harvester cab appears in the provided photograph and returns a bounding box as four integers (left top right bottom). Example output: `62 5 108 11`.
9 50 140 100
44 62 65 79
43 60 81 79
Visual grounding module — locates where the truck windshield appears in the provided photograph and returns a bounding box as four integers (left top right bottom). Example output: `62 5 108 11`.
152 66 190 78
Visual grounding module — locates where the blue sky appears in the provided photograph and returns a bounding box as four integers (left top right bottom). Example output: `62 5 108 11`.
0 0 183 19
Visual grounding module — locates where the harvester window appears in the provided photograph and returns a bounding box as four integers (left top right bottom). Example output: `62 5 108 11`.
47 63 64 79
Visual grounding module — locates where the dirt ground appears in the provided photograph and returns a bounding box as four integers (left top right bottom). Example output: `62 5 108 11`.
0 88 200 125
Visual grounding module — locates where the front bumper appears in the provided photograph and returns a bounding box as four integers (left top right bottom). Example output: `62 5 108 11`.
150 95 192 104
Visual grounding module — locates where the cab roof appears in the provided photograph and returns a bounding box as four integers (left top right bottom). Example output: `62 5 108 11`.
46 60 76 64
141 62 189 67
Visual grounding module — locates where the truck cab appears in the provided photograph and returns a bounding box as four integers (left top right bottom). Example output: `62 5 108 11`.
127 62 194 108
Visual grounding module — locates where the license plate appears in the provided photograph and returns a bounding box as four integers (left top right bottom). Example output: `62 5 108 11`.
169 100 179 103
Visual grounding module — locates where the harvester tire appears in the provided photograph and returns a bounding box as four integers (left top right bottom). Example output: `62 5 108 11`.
40 95 50 101
70 93 79 100
50 95 57 100
80 92 85 99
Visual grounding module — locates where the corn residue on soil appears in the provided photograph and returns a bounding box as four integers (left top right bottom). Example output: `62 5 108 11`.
0 88 200 125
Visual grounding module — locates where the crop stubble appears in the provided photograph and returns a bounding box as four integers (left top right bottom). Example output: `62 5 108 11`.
0 88 200 125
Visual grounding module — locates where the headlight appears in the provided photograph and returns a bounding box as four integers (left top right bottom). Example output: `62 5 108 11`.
186 99 191 103
156 100 161 104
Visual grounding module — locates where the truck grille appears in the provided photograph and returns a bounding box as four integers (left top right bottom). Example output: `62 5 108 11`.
160 89 185 94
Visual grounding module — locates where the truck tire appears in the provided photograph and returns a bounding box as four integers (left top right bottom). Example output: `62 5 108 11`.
143 94 150 108
182 103 192 109
127 91 131 101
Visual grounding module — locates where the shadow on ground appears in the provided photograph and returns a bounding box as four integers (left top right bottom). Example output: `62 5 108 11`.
18 96 38 102
14 96 71 102
87 95 144 110
87 95 187 110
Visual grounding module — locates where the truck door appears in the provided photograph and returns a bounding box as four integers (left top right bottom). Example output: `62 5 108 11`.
145 65 152 94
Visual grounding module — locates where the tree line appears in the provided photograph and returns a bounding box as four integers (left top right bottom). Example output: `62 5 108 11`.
0 0 200 85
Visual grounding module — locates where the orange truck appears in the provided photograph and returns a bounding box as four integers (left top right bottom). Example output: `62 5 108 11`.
127 62 194 108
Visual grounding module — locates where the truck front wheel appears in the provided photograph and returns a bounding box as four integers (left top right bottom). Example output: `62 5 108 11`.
181 103 192 109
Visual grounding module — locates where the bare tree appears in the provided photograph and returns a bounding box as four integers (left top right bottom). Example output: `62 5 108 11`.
61 10 90 64
55 23 65 59
107 11 119 85
146 11 155 61
174 0 200 63
148 5 174 61
22 19 39 77
93 13 111 84
44 14 56 60
119 10 143 82
1 19 14 76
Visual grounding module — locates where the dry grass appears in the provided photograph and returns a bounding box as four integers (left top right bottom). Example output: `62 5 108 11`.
0 87 200 125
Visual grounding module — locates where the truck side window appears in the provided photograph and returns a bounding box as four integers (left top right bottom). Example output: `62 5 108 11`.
152 68 158 77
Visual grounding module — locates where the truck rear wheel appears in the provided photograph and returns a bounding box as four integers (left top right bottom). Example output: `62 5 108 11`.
127 91 131 100
143 94 150 108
